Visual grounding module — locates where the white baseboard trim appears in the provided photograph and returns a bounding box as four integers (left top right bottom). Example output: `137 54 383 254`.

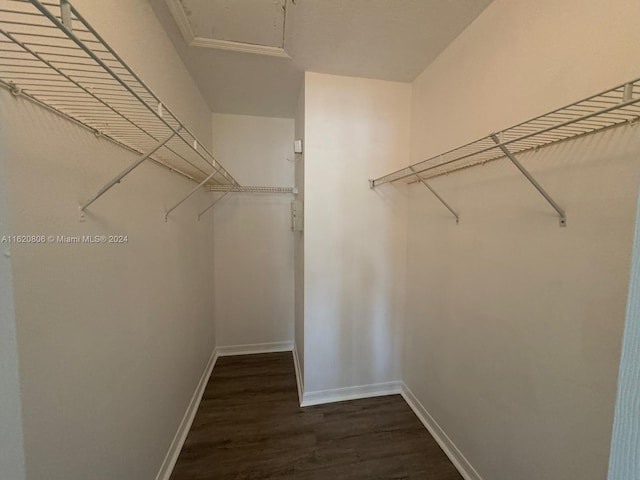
292 345 304 405
215 341 294 357
400 383 483 480
301 381 403 407
155 348 218 480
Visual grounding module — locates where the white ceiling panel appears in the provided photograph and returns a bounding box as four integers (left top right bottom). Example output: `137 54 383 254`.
150 0 493 118
183 0 286 47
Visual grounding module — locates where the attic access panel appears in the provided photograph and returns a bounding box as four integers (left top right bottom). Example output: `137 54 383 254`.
184 0 286 48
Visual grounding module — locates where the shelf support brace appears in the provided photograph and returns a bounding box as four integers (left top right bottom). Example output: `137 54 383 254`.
165 171 217 222
490 134 566 227
197 192 229 221
80 129 179 218
409 166 459 224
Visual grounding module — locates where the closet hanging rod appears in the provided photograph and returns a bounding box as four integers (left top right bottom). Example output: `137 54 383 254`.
370 77 640 187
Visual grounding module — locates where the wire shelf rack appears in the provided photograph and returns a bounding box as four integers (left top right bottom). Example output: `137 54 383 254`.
372 78 640 187
209 185 297 194
0 0 239 188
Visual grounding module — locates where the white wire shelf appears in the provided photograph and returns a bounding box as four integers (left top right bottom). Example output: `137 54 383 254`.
0 0 239 189
195 186 297 221
209 185 297 194
372 78 640 187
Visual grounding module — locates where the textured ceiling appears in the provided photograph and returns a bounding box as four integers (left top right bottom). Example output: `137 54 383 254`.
183 0 287 48
149 0 492 118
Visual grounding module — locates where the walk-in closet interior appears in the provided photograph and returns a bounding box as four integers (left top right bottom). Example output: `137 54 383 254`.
1 1 639 479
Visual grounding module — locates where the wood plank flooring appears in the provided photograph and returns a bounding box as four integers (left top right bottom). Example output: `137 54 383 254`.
170 352 463 480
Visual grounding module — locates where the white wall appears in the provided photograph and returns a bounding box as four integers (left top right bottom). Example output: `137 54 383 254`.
609 186 640 479
404 0 640 479
410 0 640 163
211 113 295 347
1 1 218 478
294 84 305 381
0 122 26 480
303 72 410 393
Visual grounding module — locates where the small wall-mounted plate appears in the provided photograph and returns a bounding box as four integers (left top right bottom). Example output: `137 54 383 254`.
291 200 303 231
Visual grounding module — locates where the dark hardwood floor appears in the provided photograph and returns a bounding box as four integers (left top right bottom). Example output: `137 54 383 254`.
170 353 463 480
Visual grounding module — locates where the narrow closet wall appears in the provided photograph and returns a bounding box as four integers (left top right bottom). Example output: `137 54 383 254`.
211 113 295 349
0 1 218 479
301 72 410 398
402 0 640 479
294 83 305 387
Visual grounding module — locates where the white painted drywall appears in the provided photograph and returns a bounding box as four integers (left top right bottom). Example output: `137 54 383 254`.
609 183 640 480
0 1 218 479
410 0 640 163
211 113 295 347
404 0 640 479
303 72 410 393
0 120 26 480
2 90 216 480
294 84 305 381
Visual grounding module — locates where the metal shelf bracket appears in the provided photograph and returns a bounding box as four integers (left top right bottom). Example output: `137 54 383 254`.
197 192 229 221
165 170 216 222
79 129 180 220
490 134 567 227
409 166 459 224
